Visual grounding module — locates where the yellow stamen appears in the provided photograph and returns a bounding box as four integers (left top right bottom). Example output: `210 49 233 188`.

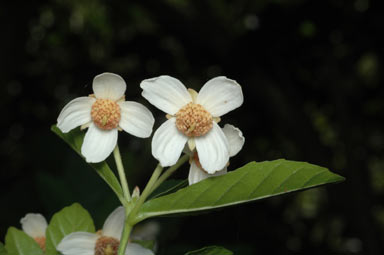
91 99 121 130
95 236 120 255
175 102 212 137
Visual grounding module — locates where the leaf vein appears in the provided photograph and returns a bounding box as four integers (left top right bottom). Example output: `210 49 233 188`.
186 184 215 208
213 171 251 205
272 166 305 193
247 161 284 198
301 169 328 187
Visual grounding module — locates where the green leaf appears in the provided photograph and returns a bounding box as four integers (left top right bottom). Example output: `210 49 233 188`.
0 242 7 255
45 203 95 255
51 125 124 201
136 159 344 221
149 179 188 200
4 227 43 255
185 246 233 255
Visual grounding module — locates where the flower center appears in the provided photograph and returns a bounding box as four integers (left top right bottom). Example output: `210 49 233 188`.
95 236 120 255
34 236 46 251
176 102 212 137
91 99 121 130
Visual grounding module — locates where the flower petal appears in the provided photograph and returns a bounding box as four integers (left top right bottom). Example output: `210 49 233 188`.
20 213 47 238
118 101 154 138
130 221 160 241
125 243 154 255
188 161 228 185
222 124 245 157
56 232 97 255
93 73 126 101
188 161 210 185
81 123 118 163
57 97 95 133
196 76 243 117
152 118 188 167
102 206 125 240
195 122 229 174
140 75 192 114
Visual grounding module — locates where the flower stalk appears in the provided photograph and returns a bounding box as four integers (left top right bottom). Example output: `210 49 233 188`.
117 219 133 255
113 145 131 202
127 163 163 225
150 154 189 193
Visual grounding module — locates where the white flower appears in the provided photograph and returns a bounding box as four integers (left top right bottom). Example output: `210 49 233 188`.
57 73 155 163
57 207 154 255
140 76 243 173
188 124 245 185
20 213 48 251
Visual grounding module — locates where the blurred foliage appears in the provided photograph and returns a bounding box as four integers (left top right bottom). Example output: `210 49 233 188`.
0 0 383 254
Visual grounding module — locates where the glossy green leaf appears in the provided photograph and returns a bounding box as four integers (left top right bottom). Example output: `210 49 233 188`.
5 227 43 255
136 159 344 222
0 242 7 255
51 125 124 201
149 179 188 200
45 203 95 255
185 246 233 255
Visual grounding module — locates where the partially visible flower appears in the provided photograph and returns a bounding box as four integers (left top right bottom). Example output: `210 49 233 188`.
57 207 154 255
141 76 243 173
56 206 154 255
57 73 154 163
20 213 48 251
188 124 245 185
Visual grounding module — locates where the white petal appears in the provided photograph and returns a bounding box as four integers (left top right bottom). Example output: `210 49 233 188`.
188 161 228 185
56 232 97 255
57 97 95 133
188 161 210 185
140 75 192 114
20 213 47 238
222 124 245 157
195 122 229 174
130 222 160 241
152 118 188 167
196 76 243 117
81 123 118 163
118 101 154 138
125 243 154 255
102 206 125 240
93 73 126 100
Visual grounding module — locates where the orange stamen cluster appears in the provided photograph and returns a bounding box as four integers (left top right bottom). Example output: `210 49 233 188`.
95 236 120 255
176 102 212 137
91 99 121 130
34 237 46 251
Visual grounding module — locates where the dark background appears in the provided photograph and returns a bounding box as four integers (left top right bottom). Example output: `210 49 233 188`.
1 0 383 254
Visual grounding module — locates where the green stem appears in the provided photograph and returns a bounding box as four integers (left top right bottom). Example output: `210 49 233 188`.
117 219 133 255
113 145 131 201
150 154 189 193
128 155 189 225
128 164 163 223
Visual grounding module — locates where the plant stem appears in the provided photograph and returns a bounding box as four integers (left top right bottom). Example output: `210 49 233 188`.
113 145 131 201
117 219 133 255
128 164 163 224
150 154 189 193
127 154 189 225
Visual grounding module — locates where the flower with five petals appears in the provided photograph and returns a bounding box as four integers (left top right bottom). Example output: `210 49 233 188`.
140 76 243 173
57 73 154 163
